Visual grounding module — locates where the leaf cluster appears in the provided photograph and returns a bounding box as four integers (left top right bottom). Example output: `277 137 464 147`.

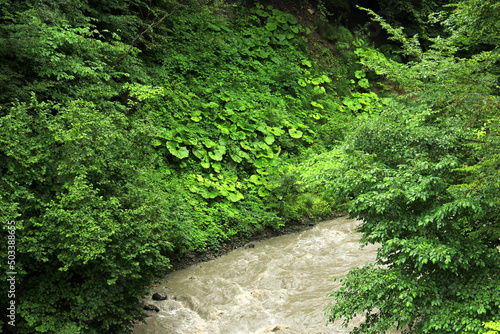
0 1 356 332
304 3 500 333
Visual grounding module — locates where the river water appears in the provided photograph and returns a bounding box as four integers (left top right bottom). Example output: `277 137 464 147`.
133 217 398 334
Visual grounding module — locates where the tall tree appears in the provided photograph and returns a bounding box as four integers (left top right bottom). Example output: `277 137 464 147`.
324 1 500 333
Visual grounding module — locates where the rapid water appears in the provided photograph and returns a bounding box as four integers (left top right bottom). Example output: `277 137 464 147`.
133 217 399 334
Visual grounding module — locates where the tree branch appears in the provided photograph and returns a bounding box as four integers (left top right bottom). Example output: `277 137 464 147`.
113 10 175 68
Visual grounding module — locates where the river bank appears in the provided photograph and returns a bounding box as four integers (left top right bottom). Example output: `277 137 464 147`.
162 213 347 275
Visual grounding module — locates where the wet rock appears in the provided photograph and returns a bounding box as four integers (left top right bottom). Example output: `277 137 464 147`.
143 310 155 317
272 325 290 332
260 324 290 333
142 303 160 312
152 292 167 300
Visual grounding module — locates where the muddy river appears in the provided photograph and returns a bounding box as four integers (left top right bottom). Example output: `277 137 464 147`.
133 217 399 334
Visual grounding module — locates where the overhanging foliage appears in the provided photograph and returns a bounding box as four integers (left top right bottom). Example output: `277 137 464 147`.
320 4 500 333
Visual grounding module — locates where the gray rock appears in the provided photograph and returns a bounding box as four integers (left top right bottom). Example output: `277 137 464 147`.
152 292 167 301
142 303 160 312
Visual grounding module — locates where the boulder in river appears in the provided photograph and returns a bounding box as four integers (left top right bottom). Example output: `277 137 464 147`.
142 303 160 312
152 292 167 301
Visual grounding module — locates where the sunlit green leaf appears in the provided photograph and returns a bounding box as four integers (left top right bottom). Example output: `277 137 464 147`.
288 128 303 138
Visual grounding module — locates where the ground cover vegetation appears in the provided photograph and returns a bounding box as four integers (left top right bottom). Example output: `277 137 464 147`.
0 0 498 333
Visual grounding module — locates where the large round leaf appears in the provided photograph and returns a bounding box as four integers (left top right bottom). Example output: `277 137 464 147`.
266 21 278 31
276 15 287 24
208 145 226 161
166 141 189 159
254 158 270 168
288 128 303 138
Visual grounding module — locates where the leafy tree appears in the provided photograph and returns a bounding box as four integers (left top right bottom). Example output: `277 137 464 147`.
374 0 453 41
319 3 500 333
485 321 500 334
0 96 189 333
0 0 176 110
437 0 500 51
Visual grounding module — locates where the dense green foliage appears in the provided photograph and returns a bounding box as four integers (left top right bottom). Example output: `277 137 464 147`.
485 321 500 334
374 0 452 40
0 0 359 332
319 0 453 43
316 3 500 333
1 0 498 333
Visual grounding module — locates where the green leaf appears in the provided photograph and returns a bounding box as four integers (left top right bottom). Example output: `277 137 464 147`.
192 147 207 159
202 101 219 109
256 9 269 17
358 78 370 88
311 77 323 85
202 138 217 148
229 150 243 163
258 187 270 197
166 140 178 153
276 15 287 24
257 142 270 150
311 101 324 109
259 49 270 58
270 127 285 136
208 145 226 161
238 150 251 160
199 187 219 199
266 22 278 31
162 130 175 140
288 128 303 138
166 141 189 159
230 131 247 140
227 191 244 202
249 174 262 185
355 70 365 79
176 146 189 159
264 135 275 145
255 150 274 159
240 141 252 150
301 59 312 67
254 158 270 168
207 22 221 31
321 74 331 83
274 32 286 41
